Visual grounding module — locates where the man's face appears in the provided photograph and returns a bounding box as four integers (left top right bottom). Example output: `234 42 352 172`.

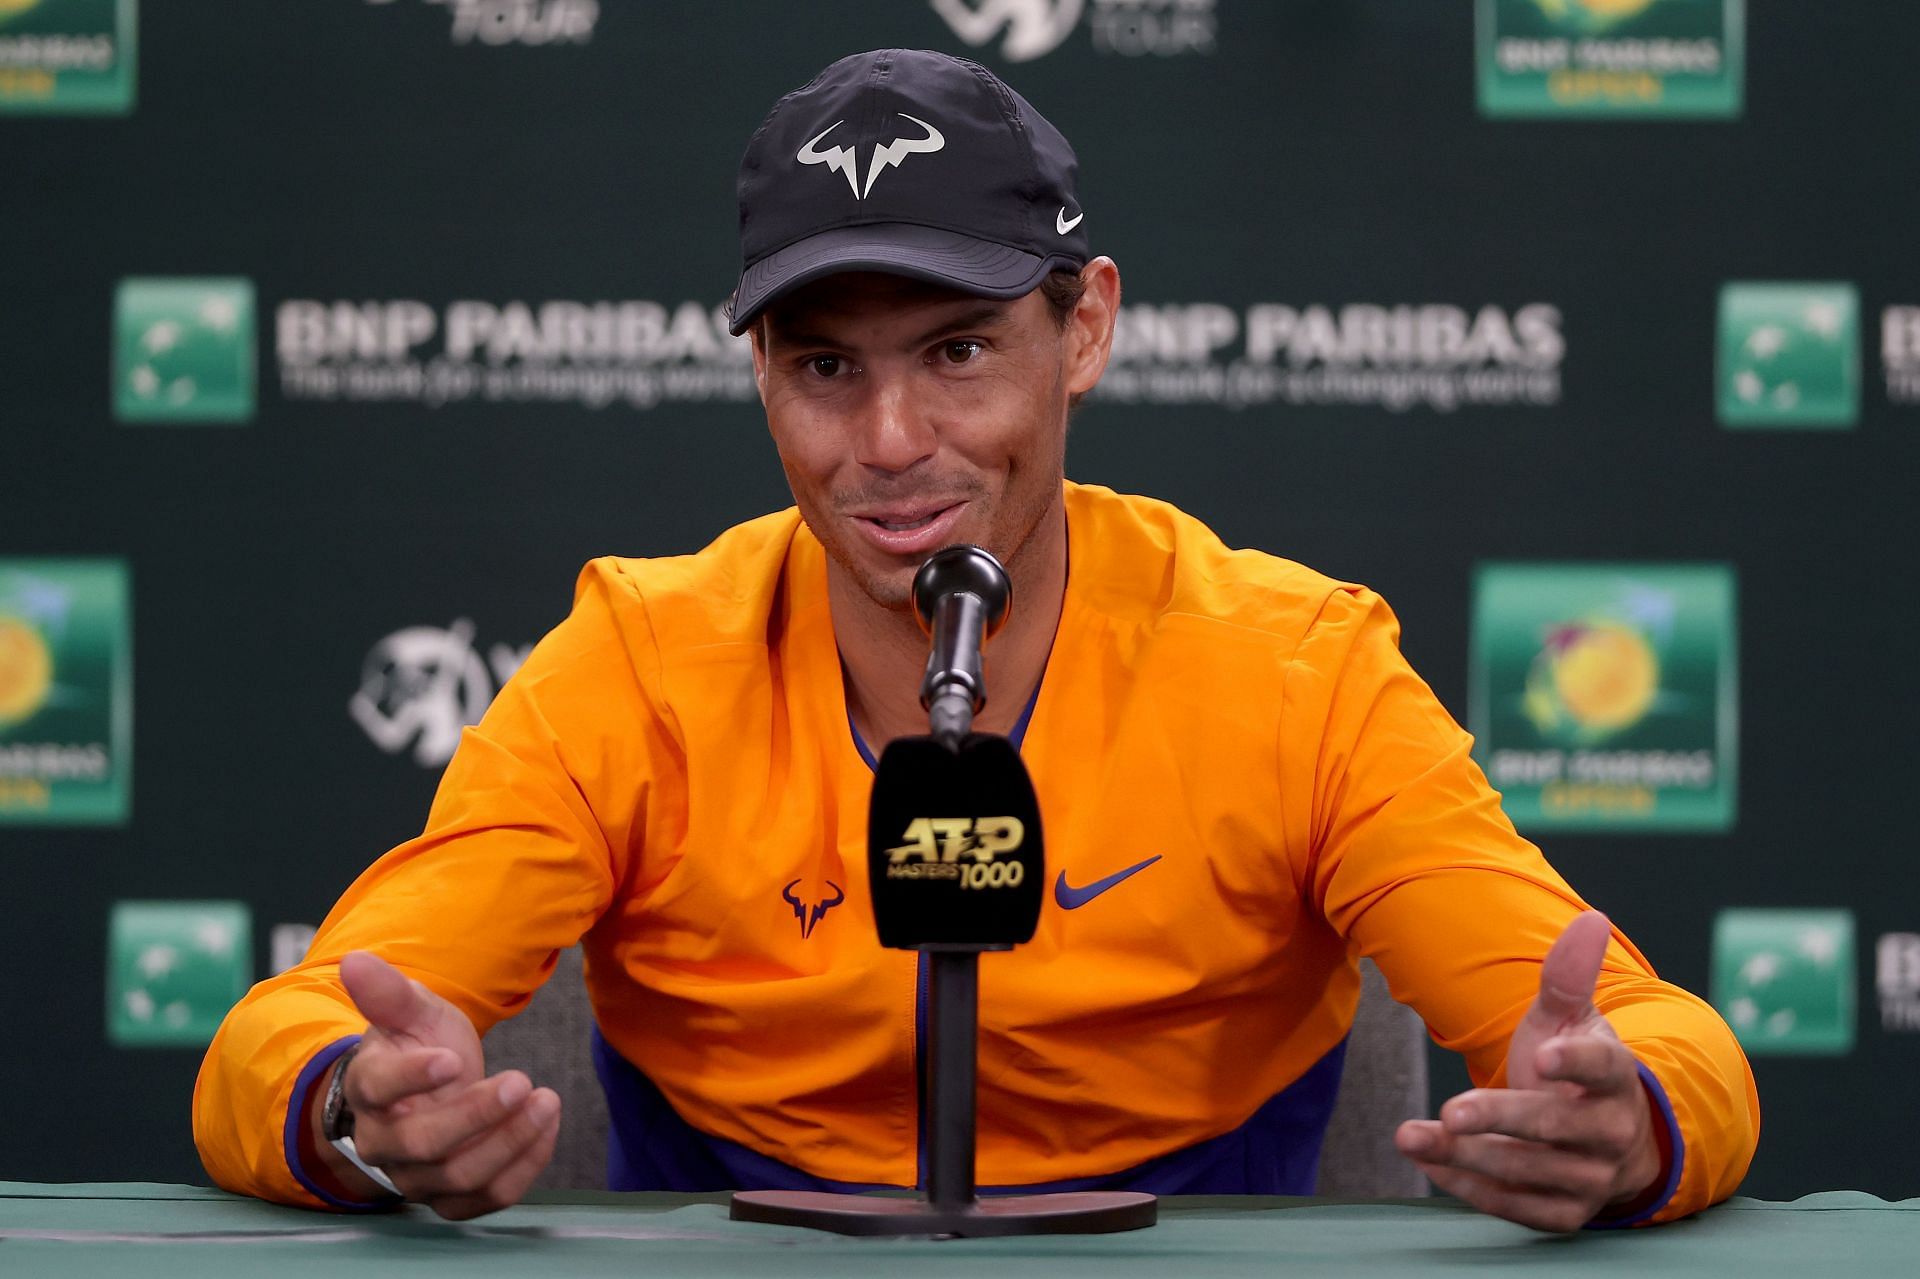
752 272 1091 611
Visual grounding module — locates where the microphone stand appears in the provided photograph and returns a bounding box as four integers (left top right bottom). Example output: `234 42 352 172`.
730 548 1155 1238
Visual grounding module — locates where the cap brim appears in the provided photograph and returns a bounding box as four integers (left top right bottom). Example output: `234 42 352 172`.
728 223 1063 335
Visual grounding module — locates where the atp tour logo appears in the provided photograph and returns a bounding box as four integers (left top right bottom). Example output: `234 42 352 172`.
931 0 1083 61
276 297 754 410
931 0 1216 60
1094 300 1564 411
886 816 1028 889
364 0 597 47
350 620 531 768
798 114 947 200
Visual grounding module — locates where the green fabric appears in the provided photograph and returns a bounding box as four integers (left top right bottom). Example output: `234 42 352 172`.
3 1184 1916 1277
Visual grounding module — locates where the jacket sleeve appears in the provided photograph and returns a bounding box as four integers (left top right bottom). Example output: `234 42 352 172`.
1280 584 1758 1225
191 559 671 1207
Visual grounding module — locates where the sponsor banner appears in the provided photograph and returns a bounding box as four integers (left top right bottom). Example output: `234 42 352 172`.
1711 908 1855 1055
1092 301 1564 412
932 0 1217 61
1470 563 1736 832
1717 282 1859 430
1477 0 1742 119
351 619 530 767
1879 307 1920 406
0 0 135 115
276 298 754 411
269 923 317 976
0 558 131 826
106 901 251 1048
366 0 599 47
1877 933 1920 1033
113 277 256 425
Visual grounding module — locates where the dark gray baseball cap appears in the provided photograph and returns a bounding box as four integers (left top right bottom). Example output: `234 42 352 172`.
726 48 1090 336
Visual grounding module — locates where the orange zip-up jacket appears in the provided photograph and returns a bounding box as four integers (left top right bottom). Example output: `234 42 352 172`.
194 482 1757 1220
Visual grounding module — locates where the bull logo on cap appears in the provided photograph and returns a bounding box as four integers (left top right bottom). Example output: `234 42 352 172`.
796 113 947 200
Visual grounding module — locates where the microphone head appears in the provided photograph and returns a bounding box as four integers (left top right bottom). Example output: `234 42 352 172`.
912 545 1012 638
867 732 1045 950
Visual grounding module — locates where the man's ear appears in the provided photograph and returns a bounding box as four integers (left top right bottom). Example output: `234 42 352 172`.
1064 257 1121 398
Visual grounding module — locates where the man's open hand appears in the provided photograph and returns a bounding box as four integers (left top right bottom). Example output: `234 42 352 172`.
331 950 561 1220
1393 910 1665 1233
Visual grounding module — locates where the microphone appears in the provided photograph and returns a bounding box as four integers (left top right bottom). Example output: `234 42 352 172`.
866 544 1042 952
913 545 1012 751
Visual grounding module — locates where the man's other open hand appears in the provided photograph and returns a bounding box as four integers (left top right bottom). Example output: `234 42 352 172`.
331 950 561 1220
1393 910 1665 1233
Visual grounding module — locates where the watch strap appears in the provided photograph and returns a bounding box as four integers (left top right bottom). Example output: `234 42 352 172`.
328 1134 402 1199
321 1044 357 1142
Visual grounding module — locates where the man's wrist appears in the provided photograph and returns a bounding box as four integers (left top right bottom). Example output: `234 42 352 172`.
1594 1074 1673 1221
298 1045 397 1205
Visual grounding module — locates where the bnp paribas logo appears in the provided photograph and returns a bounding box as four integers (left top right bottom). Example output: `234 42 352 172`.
0 0 136 115
107 901 251 1048
1477 0 1743 119
113 277 256 424
0 559 131 826
1471 563 1736 832
1711 908 1855 1056
1717 282 1860 429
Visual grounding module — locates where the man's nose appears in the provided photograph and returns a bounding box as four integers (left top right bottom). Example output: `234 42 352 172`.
854 375 936 474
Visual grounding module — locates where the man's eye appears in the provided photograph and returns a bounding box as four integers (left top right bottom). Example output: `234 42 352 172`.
807 355 846 378
940 340 983 365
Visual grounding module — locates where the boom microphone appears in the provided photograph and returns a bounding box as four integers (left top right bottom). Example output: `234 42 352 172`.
913 545 1012 751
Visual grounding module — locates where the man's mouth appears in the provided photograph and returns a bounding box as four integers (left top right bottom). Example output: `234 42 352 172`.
845 501 970 555
868 508 952 532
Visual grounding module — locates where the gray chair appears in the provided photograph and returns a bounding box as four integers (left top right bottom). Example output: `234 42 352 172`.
486 949 1428 1196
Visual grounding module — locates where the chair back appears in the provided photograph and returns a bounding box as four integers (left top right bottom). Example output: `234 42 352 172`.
485 949 1428 1195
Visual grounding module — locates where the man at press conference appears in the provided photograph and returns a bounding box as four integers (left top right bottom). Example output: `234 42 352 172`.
193 48 1758 1233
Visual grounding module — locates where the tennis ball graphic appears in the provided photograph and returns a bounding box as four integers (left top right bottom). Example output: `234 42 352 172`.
0 615 53 725
0 0 44 20
1550 621 1658 732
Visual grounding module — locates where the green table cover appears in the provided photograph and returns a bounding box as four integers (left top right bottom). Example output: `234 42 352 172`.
3 1183 1915 1277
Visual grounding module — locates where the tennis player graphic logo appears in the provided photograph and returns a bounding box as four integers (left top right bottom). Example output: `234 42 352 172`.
1711 909 1854 1055
107 901 253 1048
1717 282 1860 429
351 620 496 768
930 0 1084 63
0 559 131 826
1472 564 1736 832
112 277 256 424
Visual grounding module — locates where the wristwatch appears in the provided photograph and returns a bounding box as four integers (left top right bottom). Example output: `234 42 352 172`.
321 1045 359 1142
320 1045 401 1197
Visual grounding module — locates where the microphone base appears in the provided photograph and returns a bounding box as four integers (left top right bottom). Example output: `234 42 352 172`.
729 1189 1157 1238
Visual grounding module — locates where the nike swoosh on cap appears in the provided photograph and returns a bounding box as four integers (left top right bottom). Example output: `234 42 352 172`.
1054 854 1162 910
1056 206 1084 235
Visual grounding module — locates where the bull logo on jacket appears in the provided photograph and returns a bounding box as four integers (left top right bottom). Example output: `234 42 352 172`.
782 878 845 940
